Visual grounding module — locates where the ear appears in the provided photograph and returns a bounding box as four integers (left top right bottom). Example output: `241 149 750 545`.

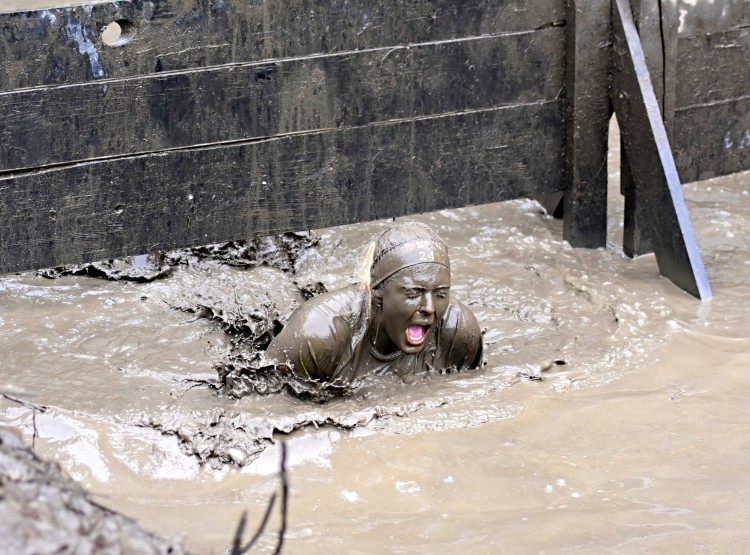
371 287 383 306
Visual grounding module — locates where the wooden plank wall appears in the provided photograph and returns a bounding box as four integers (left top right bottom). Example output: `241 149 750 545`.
673 0 750 182
0 0 566 273
1 0 747 276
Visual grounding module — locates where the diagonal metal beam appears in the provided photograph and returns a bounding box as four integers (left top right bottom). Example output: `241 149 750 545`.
610 0 711 300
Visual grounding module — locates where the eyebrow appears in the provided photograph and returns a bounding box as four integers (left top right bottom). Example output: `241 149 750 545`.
400 284 450 292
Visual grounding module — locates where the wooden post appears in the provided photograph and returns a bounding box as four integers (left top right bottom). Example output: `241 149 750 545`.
611 0 711 299
620 0 678 257
562 0 612 249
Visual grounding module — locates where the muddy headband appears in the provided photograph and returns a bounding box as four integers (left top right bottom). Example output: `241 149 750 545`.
370 238 450 288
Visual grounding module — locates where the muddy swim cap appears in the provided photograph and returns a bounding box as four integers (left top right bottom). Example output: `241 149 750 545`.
369 224 450 288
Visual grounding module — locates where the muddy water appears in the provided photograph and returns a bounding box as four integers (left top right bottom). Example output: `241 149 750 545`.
3 114 750 553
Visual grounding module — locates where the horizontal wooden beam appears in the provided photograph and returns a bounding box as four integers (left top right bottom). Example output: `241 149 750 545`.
0 102 562 273
675 28 750 109
0 28 564 172
0 0 564 91
673 97 750 182
0 0 743 300
675 0 749 37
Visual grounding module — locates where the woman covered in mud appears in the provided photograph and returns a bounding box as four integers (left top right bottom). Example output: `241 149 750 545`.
267 222 483 388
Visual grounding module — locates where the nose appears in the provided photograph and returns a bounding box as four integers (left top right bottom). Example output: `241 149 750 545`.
418 292 435 315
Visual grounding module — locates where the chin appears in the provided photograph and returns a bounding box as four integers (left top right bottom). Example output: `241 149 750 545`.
400 336 430 354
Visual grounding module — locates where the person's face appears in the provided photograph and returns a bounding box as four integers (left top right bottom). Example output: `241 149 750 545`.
374 263 451 354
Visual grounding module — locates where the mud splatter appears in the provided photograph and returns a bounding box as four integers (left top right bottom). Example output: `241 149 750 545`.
38 232 319 282
63 13 105 78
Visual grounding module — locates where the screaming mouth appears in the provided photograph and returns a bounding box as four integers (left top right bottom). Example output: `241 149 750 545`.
406 325 428 346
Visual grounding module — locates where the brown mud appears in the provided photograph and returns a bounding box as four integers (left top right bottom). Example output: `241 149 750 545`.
0 428 187 554
2 118 750 552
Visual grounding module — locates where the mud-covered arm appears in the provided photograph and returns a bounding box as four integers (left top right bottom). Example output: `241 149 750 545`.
266 301 351 382
438 301 483 370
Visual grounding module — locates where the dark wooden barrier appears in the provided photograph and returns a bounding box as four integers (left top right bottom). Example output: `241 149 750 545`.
0 1 566 272
0 0 747 298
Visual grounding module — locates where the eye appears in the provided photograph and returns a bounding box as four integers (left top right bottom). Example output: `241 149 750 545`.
435 288 450 298
403 289 421 299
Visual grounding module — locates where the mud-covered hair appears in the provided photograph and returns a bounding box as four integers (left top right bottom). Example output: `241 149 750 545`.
361 221 449 291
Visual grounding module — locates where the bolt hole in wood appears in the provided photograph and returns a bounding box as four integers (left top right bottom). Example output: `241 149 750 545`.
101 18 136 47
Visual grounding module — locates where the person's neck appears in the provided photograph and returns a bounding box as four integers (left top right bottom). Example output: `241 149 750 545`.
369 308 397 354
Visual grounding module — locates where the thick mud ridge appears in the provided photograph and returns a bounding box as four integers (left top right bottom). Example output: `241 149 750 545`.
0 428 187 554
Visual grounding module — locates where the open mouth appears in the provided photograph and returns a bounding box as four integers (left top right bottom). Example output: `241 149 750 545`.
406 325 429 346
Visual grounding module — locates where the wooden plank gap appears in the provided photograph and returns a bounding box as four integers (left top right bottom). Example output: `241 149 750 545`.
674 93 750 112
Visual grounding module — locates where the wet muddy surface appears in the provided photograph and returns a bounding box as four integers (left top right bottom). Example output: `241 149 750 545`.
2 119 750 553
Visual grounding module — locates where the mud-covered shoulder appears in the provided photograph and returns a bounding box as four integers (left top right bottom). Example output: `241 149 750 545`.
438 300 483 370
266 284 367 381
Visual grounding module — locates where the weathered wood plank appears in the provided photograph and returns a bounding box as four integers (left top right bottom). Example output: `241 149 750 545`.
561 0 611 249
0 0 565 91
674 97 750 182
675 28 750 109
627 0 678 131
0 28 564 172
676 0 750 37
671 27 750 181
0 102 562 273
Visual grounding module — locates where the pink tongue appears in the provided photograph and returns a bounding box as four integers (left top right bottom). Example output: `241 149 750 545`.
406 325 426 345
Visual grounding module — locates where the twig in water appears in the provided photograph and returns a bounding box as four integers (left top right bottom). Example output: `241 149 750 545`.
1 392 47 450
230 510 248 555
32 409 38 450
274 442 288 555
230 493 277 555
0 392 47 412
229 442 288 554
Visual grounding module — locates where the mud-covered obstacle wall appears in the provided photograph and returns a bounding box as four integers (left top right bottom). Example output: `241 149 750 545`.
0 0 566 274
672 0 750 182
